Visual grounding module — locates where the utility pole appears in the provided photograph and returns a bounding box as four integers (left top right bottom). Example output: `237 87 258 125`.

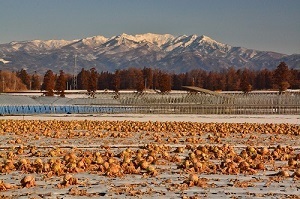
72 54 78 90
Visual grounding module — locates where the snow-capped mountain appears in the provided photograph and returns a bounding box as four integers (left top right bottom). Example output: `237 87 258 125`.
0 33 299 74
3 39 76 52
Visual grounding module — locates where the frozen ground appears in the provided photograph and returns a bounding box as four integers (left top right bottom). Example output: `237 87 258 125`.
2 114 299 124
0 114 299 198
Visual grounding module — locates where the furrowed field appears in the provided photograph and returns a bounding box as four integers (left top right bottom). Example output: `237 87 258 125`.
0 115 299 198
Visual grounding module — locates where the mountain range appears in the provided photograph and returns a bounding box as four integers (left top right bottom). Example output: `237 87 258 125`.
0 33 299 74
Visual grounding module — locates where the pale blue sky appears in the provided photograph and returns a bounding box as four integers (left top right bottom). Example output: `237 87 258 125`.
0 0 299 54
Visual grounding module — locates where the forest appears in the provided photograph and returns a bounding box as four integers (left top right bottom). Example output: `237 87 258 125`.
0 62 299 96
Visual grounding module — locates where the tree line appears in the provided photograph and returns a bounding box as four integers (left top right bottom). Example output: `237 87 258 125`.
0 62 299 96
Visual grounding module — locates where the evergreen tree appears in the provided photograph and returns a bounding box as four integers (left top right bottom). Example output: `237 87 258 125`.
88 68 98 97
195 69 207 88
31 72 41 90
142 67 153 89
172 73 185 90
205 72 219 90
112 70 121 93
216 71 226 91
289 69 300 89
55 70 67 97
158 72 171 93
273 62 291 94
41 70 55 96
77 68 90 90
240 69 253 94
135 69 145 92
152 69 160 90
98 71 113 90
127 68 137 89
17 69 31 89
226 67 240 91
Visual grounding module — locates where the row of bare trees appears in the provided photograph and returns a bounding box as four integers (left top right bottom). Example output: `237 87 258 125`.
0 70 40 92
1 62 299 96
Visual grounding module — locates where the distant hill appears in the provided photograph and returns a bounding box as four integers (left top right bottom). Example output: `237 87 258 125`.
0 33 299 74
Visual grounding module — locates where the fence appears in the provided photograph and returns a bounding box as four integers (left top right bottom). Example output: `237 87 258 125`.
125 104 300 114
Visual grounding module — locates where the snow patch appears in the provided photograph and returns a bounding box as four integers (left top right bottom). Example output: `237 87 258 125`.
108 33 175 47
0 58 10 64
8 39 76 51
183 35 198 47
84 54 98 61
82 35 108 46
30 39 75 49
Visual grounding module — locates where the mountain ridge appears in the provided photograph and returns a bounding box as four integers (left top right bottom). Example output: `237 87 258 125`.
0 33 299 74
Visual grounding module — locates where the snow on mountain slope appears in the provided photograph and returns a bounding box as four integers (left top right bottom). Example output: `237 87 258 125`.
81 35 108 47
133 33 175 47
0 33 298 74
104 34 140 48
102 33 174 49
164 34 231 53
3 39 76 52
31 39 75 49
0 58 10 64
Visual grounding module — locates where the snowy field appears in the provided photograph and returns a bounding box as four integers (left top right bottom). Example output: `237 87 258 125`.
0 114 300 124
0 114 299 198
2 114 300 124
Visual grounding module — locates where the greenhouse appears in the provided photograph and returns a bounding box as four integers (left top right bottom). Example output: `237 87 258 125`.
0 94 132 115
1 89 300 115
